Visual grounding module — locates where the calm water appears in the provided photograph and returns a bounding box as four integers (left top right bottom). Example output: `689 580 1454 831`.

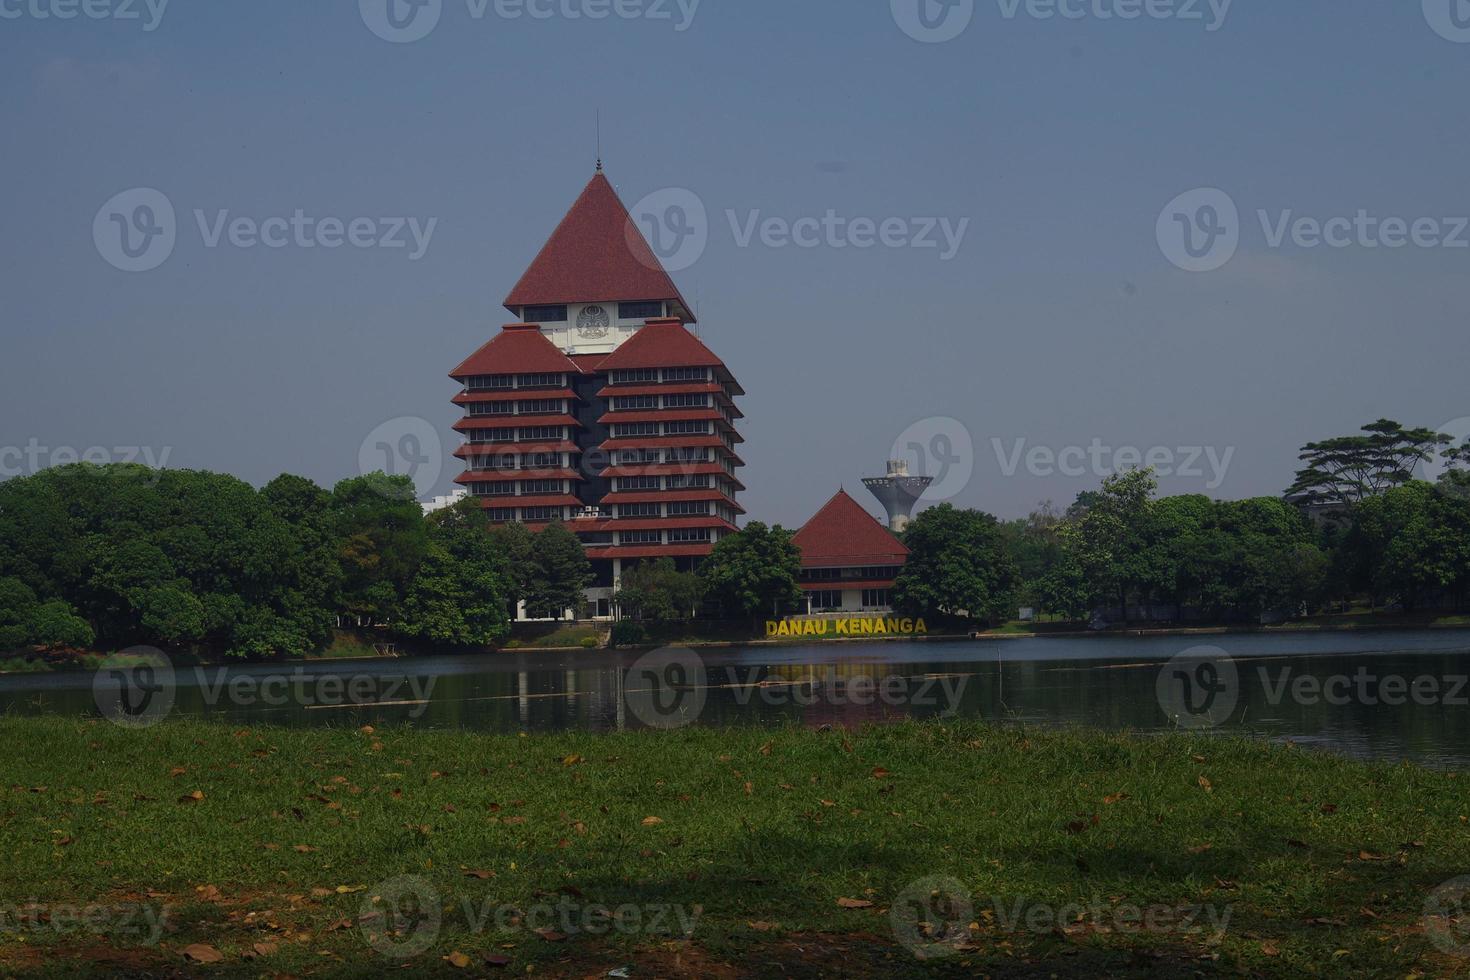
4 629 1470 768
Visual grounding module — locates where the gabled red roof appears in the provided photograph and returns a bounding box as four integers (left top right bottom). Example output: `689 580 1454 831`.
504 172 694 320
793 490 910 568
450 324 585 379
596 319 727 372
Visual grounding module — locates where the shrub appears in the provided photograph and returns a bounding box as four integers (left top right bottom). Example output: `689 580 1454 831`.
609 621 647 648
579 636 599 649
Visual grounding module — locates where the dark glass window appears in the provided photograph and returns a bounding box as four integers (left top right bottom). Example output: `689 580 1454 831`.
523 305 568 323
618 301 664 321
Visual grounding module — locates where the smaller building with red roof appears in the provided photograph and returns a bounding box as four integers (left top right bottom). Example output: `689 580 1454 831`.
792 490 910 614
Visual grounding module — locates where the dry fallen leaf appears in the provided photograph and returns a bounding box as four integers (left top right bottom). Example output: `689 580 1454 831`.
444 951 472 968
178 790 205 804
182 944 223 964
534 928 567 942
641 816 663 827
837 897 874 909
748 920 778 931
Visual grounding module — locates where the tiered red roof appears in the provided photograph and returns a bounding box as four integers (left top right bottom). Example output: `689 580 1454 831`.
450 323 584 380
597 318 725 370
503 173 694 320
793 491 910 568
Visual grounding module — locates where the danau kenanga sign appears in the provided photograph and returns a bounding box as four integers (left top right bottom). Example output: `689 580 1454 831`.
765 617 929 638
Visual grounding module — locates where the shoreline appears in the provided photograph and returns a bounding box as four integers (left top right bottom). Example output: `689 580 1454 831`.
5 619 1470 673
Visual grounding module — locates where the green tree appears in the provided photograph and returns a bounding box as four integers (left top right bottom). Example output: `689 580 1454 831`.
1288 419 1449 508
28 599 94 650
698 522 802 621
1068 469 1159 624
523 522 593 621
893 504 1018 625
396 499 514 645
615 558 704 622
332 474 430 625
0 577 39 651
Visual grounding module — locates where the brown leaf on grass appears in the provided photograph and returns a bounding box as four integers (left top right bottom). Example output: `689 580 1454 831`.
359 725 375 735
1260 941 1280 956
195 885 222 902
534 928 566 942
293 844 317 853
178 790 205 804
1065 820 1089 835
1102 792 1129 805
249 941 278 958
837 897 874 909
181 944 223 963
1188 843 1213 855
744 782 754 796
562 754 584 766
169 767 187 778
871 767 891 780
502 816 527 826
485 954 512 967
758 742 773 756
1358 850 1389 862
464 870 496 879
1287 838 1310 850
1320 803 1338 814
335 885 367 894
1197 776 1213 792
819 800 836 808
748 921 778 931
641 816 664 826
444 951 472 968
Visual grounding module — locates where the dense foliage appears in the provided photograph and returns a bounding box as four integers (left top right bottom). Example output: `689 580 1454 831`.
0 465 587 658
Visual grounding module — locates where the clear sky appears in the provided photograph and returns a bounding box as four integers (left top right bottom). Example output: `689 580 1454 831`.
4 0 1469 526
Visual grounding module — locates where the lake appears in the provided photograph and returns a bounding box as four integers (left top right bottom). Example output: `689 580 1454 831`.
4 628 1470 768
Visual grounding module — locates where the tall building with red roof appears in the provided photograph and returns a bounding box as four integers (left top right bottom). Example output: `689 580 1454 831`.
450 169 744 618
792 490 910 614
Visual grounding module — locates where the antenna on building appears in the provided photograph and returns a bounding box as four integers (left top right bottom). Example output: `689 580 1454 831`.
595 109 603 173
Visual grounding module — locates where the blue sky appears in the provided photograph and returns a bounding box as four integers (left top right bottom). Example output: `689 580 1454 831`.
3 0 1469 525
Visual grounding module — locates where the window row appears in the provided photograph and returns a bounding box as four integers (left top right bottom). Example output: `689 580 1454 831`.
467 399 566 417
465 373 565 391
608 367 710 385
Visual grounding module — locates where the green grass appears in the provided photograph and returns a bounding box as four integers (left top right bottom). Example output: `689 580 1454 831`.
1 717 1468 977
502 624 605 649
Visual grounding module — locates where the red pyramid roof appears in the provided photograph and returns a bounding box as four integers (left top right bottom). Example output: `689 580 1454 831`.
596 318 727 372
793 490 910 567
504 172 694 321
449 324 586 379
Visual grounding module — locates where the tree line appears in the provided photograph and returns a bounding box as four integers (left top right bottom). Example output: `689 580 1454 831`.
0 467 592 658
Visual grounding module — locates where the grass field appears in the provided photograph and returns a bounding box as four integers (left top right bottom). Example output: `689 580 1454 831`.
2 718 1469 977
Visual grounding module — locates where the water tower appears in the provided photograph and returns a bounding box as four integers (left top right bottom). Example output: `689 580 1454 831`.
862 460 933 533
